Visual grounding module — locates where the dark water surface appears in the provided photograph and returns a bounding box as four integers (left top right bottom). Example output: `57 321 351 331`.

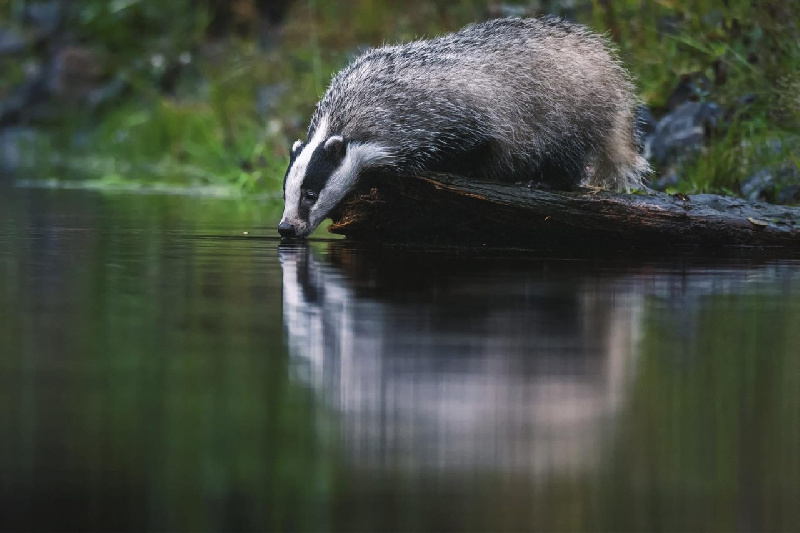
1 188 799 532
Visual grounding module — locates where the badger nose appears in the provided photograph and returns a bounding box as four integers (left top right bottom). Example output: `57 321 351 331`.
277 221 298 239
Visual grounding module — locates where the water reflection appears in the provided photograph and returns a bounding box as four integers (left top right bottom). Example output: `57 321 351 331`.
2 189 799 531
280 244 644 476
0 190 323 532
279 245 800 530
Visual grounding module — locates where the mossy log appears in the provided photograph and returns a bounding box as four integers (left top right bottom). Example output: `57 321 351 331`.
328 173 800 248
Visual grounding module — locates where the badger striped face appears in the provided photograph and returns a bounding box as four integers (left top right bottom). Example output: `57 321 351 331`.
279 121 392 239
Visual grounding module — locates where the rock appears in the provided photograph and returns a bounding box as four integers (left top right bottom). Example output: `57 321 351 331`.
0 28 28 56
741 168 774 201
651 168 680 191
741 164 800 205
86 76 128 110
0 70 49 128
777 185 800 205
0 127 39 175
643 101 723 167
635 104 656 150
665 73 713 111
48 46 105 101
21 1 65 33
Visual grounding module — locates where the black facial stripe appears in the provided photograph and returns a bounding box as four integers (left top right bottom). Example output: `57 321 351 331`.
302 141 345 195
298 196 312 220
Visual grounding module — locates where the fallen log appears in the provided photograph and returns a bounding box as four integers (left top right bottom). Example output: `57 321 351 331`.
328 173 800 248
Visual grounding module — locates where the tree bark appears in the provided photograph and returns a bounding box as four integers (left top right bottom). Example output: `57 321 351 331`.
328 173 800 248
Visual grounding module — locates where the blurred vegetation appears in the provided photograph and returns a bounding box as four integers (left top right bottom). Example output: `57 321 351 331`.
1 0 798 198
594 0 800 196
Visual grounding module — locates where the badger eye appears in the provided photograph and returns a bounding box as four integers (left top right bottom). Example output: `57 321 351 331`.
303 190 318 203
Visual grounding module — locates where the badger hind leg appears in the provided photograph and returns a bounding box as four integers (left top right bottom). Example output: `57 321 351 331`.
590 112 651 191
527 154 586 191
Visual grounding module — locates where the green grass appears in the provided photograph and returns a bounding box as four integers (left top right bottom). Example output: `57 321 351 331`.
602 0 800 195
12 0 800 201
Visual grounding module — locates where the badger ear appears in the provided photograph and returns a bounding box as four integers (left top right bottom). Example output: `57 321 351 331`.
324 135 346 159
291 140 303 154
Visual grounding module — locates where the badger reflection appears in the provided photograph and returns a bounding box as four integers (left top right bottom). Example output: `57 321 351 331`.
279 244 642 475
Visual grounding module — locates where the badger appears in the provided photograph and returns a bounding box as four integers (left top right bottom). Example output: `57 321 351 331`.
279 16 650 239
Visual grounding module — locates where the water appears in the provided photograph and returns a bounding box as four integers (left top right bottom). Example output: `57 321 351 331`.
1 188 799 532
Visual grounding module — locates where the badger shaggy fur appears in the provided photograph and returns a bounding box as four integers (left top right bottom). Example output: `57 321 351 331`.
279 16 649 238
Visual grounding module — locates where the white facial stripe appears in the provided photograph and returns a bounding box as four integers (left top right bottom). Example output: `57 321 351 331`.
281 117 329 228
307 142 393 233
324 135 344 150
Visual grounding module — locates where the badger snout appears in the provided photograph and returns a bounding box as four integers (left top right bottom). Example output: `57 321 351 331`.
278 220 299 239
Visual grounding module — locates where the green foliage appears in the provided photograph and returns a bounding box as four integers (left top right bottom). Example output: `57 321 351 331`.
74 97 281 192
71 0 204 59
12 0 800 199
596 0 800 194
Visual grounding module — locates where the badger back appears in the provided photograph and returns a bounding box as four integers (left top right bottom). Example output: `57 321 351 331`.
311 17 637 180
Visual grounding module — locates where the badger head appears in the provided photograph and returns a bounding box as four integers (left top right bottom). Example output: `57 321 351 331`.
279 124 391 239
